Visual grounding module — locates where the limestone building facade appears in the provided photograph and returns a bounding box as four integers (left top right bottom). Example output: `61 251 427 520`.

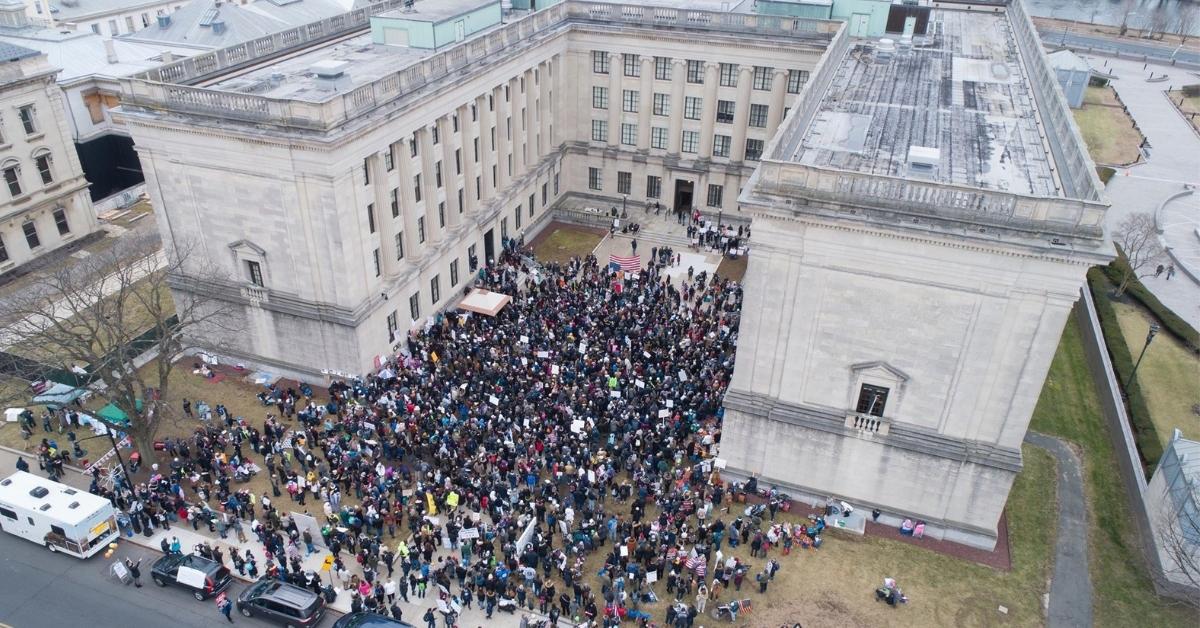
116 0 834 377
0 41 97 274
718 0 1112 548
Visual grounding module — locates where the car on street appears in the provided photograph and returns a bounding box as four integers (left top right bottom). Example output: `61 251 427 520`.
331 612 416 628
236 577 326 627
150 552 233 601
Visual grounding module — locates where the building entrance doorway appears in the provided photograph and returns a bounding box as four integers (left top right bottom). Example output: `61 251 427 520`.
673 180 694 214
484 229 495 265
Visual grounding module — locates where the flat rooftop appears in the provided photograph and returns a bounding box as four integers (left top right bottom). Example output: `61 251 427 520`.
785 8 1060 197
375 0 496 22
207 31 437 100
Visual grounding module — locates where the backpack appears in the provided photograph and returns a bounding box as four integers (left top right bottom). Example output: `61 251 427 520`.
423 609 435 622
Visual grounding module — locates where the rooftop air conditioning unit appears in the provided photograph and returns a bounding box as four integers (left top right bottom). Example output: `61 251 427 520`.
157 14 171 27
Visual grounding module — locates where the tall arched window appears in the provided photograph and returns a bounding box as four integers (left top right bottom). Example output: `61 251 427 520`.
1 159 22 198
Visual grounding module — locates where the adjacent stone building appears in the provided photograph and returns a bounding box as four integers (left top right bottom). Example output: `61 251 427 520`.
719 0 1112 549
0 41 97 274
116 0 834 377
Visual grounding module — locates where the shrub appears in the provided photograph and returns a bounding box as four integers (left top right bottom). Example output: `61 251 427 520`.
1087 269 1164 471
1100 258 1200 353
1096 166 1116 184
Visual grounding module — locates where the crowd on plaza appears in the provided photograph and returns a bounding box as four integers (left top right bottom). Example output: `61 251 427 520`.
22 238 827 627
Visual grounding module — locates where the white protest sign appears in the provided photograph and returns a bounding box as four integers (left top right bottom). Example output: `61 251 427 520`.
620 546 629 557
552 365 560 375
658 409 669 418
665 400 674 409
678 370 688 382
610 391 621 399
489 395 500 406
646 571 658 584
537 351 549 359
714 458 727 469
459 527 480 541
636 380 645 388
570 419 585 434
520 335 529 343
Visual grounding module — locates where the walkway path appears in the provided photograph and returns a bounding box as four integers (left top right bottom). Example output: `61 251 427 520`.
1024 432 1092 628
1083 54 1200 329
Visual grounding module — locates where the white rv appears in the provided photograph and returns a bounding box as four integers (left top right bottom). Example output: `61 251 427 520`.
0 471 118 558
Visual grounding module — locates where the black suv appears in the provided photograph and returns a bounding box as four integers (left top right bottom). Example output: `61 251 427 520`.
332 612 415 628
237 578 326 627
150 553 233 601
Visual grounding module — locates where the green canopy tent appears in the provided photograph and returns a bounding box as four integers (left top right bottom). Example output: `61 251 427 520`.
94 400 141 426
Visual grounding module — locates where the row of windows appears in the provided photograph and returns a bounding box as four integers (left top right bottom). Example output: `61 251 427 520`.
592 90 770 127
587 170 727 208
0 207 71 264
590 123 765 158
590 52 808 94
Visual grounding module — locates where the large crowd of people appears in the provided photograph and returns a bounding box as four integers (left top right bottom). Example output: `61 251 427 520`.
45 242 826 627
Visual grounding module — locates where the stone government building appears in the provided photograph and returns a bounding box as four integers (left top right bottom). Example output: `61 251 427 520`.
115 0 1111 548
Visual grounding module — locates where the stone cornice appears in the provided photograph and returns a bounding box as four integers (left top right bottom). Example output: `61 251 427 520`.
722 388 1024 473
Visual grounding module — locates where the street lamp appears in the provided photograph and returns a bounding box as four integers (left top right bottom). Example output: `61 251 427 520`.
1124 322 1160 391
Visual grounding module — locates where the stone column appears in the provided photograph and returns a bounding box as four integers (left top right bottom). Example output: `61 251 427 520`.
418 124 440 243
538 58 552 160
552 53 564 149
496 79 512 191
767 68 788 132
637 56 653 149
458 103 478 217
372 151 399 277
606 53 622 148
438 115 461 230
480 89 497 206
699 62 719 157
396 137 422 263
730 65 753 162
667 59 686 155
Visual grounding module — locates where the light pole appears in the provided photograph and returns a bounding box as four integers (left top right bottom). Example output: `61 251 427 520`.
1124 322 1160 391
76 428 133 490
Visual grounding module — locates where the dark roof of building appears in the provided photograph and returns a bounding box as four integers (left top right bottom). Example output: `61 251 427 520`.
0 41 40 62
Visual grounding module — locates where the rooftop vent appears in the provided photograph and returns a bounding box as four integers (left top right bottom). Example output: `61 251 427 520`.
59 0 78 6
157 14 171 28
311 59 350 79
907 146 940 178
63 488 77 495
68 501 80 509
30 486 49 498
211 19 226 34
0 478 11 486
39 503 51 511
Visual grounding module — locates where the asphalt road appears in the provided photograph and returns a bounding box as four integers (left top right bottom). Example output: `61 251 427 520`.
0 530 337 628
1039 29 1200 66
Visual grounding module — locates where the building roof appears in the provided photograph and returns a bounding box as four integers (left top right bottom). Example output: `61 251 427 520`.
0 26 192 81
1046 48 1090 73
0 40 40 62
124 0 376 50
784 8 1061 198
47 0 171 22
1165 433 1200 482
374 0 496 24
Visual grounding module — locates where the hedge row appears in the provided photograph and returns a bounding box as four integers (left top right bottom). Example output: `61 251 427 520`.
1086 268 1164 470
1100 257 1200 353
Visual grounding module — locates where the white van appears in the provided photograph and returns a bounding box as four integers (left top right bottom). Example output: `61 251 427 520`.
0 471 119 558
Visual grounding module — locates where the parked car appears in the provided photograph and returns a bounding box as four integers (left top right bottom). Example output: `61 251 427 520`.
237 577 326 627
150 553 232 601
332 612 416 628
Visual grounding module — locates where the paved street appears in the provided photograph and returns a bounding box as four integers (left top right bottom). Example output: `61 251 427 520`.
1083 54 1200 329
0 528 291 628
1044 30 1200 66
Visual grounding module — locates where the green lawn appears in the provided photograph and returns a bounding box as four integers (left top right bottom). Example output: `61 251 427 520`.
1073 87 1143 166
1030 311 1195 628
531 226 604 265
1111 300 1200 446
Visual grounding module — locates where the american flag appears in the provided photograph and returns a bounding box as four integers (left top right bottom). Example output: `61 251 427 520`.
608 253 641 272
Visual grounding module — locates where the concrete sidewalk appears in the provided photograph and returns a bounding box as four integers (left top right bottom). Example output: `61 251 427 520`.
1086 55 1200 329
0 444 559 628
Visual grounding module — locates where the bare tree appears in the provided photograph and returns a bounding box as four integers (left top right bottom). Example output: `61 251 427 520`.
1151 486 1200 607
1119 0 1138 36
1149 8 1173 40
1113 212 1166 297
0 234 236 464
1177 5 1199 44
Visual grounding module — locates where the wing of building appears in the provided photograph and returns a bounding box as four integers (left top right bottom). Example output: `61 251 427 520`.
114 0 1110 549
